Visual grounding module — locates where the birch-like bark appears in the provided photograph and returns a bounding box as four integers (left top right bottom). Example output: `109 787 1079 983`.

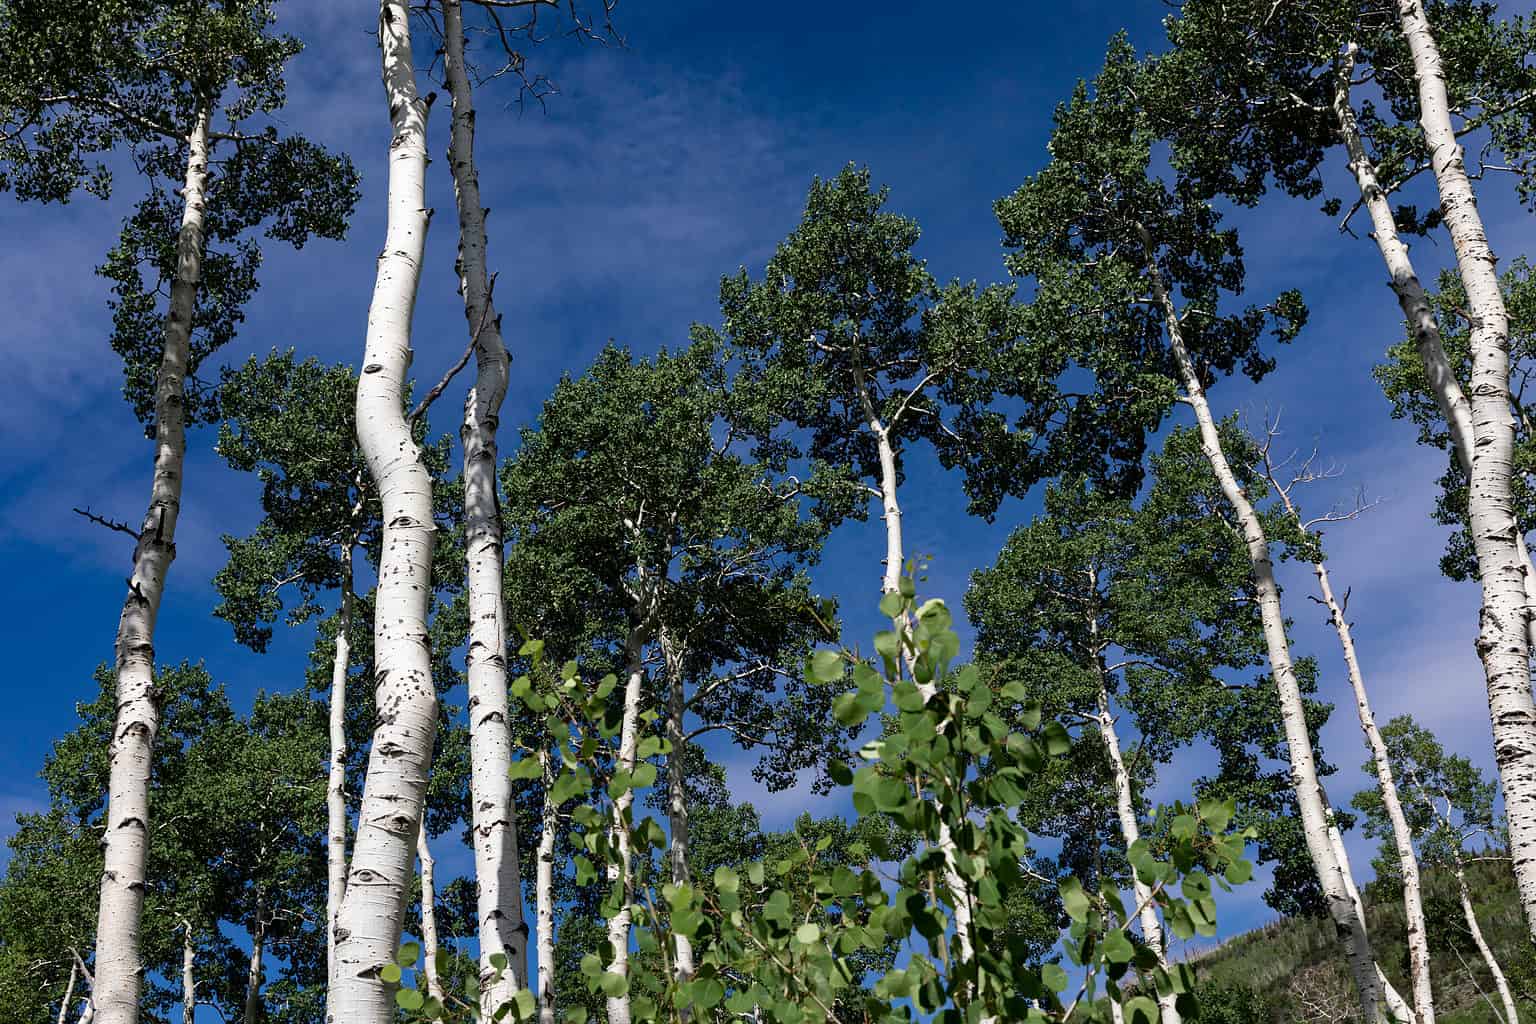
1138 224 1389 1021
660 628 695 989
1318 791 1417 1021
605 620 649 1024
91 105 210 1024
331 5 437 1020
849 356 978 973
180 922 195 1024
1332 46 1536 649
326 545 354 1019
1267 476 1435 1023
442 1 527 1010
1455 860 1519 1024
69 952 95 1024
58 962 77 1024
536 747 558 1024
417 827 446 1002
1396 0 1536 935
1086 606 1180 1024
244 902 265 1024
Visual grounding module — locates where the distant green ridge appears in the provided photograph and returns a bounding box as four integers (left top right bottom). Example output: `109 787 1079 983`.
1180 857 1534 1023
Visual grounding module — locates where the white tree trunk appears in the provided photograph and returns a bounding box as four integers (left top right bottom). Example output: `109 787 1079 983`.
536 747 558 1024
1456 860 1519 1024
605 621 648 1024
244 904 265 1024
331 5 437 1021
417 827 446 1002
181 924 194 1024
1396 0 1536 937
1139 224 1390 1022
1088 619 1180 1024
852 374 979 976
326 547 353 1022
1268 473 1435 1022
442 2 528 1011
1333 45 1536 648
93 106 210 1024
58 961 77 1024
660 628 695 989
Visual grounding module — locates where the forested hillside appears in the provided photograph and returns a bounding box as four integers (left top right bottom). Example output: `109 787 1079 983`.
1193 859 1532 1024
2 1 1535 1023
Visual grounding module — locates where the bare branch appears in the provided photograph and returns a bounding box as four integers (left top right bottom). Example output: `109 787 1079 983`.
409 272 499 423
72 507 141 542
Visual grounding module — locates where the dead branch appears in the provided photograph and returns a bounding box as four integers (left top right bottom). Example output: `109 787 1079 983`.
409 272 499 423
72 507 141 542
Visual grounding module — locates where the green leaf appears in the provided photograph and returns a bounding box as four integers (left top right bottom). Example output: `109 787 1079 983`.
1199 796 1234 833
809 648 844 683
1041 963 1070 992
397 942 421 968
879 591 906 618
1124 995 1159 1023
380 963 403 985
796 922 821 944
1059 876 1090 922
1041 720 1071 756
598 972 628 998
489 951 509 972
508 757 542 781
828 759 853 786
1103 928 1135 964
396 988 425 1012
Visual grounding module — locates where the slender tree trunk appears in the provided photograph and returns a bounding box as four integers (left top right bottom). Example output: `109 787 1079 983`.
1318 790 1417 1021
70 952 95 1024
92 105 210 1024
850 364 978 975
605 618 649 1024
1333 45 1536 647
1087 608 1180 1024
1138 223 1390 1022
244 901 265 1024
660 627 695 990
1455 859 1520 1024
58 961 77 1024
180 922 195 1024
417 827 445 1002
332 6 437 1021
536 747 558 1024
1396 0 1536 937
1268 474 1435 1023
326 547 353 1020
442 1 527 1010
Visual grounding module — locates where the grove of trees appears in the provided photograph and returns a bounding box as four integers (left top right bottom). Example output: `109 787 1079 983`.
2 1 1534 1023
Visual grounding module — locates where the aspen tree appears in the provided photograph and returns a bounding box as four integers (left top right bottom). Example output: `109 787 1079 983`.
994 40 1405 1021
1355 716 1521 1024
719 165 1017 977
332 3 439 1019
501 341 838 1019
438 0 528 1010
1257 434 1437 1022
0 7 355 1020
967 467 1269 1024
1158 0 1536 937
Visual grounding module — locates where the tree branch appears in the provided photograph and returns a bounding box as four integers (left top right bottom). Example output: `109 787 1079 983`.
72 507 141 541
409 272 498 423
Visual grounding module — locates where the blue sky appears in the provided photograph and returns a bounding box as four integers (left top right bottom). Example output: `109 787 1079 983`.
2 0 1534 958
